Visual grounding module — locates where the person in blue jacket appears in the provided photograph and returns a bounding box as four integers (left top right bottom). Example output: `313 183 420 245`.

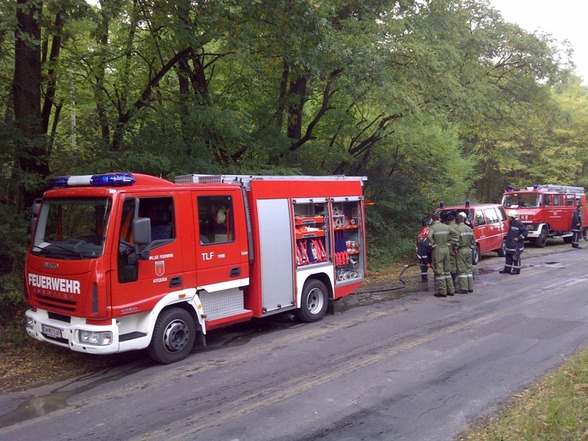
499 210 528 275
571 203 583 249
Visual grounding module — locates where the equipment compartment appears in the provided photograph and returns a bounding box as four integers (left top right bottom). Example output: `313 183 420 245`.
332 200 365 283
293 200 329 266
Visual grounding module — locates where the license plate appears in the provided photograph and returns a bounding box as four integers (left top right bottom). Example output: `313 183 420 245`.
42 324 62 339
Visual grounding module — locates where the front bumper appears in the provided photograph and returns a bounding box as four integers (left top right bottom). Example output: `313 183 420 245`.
25 308 121 355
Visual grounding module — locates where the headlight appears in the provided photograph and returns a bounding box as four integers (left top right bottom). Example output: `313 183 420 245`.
79 330 113 346
26 317 34 329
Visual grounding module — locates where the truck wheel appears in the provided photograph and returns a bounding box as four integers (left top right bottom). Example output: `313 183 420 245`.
147 307 196 364
296 279 329 323
472 245 480 265
535 227 547 248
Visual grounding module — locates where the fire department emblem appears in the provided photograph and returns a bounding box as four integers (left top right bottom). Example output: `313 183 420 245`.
155 260 165 277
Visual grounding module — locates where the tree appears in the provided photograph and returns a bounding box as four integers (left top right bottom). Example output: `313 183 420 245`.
13 0 47 209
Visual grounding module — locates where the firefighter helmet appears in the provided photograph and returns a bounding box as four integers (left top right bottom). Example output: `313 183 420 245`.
507 209 518 218
457 212 467 220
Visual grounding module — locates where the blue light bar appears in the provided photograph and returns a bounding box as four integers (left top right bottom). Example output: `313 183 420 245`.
48 173 135 188
91 173 135 186
465 200 471 207
439 202 445 208
47 176 71 187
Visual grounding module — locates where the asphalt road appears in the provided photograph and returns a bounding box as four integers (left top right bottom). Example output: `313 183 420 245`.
1 241 587 441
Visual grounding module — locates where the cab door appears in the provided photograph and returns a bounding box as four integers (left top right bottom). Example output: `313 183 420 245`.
193 190 249 290
482 207 501 252
473 208 489 252
111 194 184 314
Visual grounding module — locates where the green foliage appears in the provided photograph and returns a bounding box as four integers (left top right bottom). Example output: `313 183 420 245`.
0 203 29 317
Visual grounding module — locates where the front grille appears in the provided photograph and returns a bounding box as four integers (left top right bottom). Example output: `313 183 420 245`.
35 293 76 313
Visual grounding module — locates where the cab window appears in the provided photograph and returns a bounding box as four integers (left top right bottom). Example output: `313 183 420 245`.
143 197 175 243
198 196 235 244
475 209 485 226
567 195 576 206
119 197 175 244
553 195 562 206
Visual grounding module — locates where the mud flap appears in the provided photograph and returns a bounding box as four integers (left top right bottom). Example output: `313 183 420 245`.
327 297 335 315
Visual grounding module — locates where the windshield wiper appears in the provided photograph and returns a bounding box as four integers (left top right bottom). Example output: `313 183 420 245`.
33 242 84 259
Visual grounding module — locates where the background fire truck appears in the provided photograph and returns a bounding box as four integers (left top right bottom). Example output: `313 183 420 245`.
25 173 367 364
501 184 588 247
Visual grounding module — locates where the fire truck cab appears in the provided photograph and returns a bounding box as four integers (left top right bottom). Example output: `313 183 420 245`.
501 184 588 247
25 173 367 364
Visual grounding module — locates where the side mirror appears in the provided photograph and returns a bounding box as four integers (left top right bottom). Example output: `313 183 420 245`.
30 198 42 233
133 218 152 246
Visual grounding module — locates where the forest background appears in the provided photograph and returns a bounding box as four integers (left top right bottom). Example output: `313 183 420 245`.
2 0 588 323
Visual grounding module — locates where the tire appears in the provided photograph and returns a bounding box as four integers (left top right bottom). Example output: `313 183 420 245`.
472 245 480 265
497 240 506 257
296 279 329 323
147 307 196 364
535 227 547 248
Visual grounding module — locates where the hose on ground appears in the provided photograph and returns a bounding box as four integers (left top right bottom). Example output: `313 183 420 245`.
358 263 420 294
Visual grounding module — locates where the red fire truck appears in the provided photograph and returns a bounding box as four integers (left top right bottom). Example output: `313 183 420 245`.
501 184 588 247
25 173 367 363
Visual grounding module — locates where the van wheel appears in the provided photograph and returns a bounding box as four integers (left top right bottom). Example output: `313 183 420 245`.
535 227 547 248
147 307 196 364
472 245 480 265
296 279 329 323
497 240 506 257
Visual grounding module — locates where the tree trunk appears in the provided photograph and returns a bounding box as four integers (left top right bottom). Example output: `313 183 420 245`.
14 0 48 209
287 77 307 140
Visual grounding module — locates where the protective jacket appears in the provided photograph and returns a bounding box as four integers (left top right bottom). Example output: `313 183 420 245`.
456 222 475 292
571 208 583 247
572 209 582 230
456 223 476 249
505 218 528 253
427 221 459 296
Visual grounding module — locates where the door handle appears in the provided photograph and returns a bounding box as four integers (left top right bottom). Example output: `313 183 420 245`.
230 267 240 277
169 276 182 288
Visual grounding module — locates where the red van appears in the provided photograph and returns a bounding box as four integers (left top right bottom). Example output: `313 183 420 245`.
416 203 509 275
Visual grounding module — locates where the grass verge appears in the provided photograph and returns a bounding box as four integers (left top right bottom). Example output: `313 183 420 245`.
460 347 588 440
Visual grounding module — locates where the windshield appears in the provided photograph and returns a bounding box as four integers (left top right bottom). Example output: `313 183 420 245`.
438 209 473 224
502 193 541 209
31 197 111 259
421 209 475 229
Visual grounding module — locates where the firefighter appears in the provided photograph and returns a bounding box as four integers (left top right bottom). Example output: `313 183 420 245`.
571 203 583 249
416 235 431 281
427 212 459 297
446 214 459 286
455 212 475 293
500 209 528 275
